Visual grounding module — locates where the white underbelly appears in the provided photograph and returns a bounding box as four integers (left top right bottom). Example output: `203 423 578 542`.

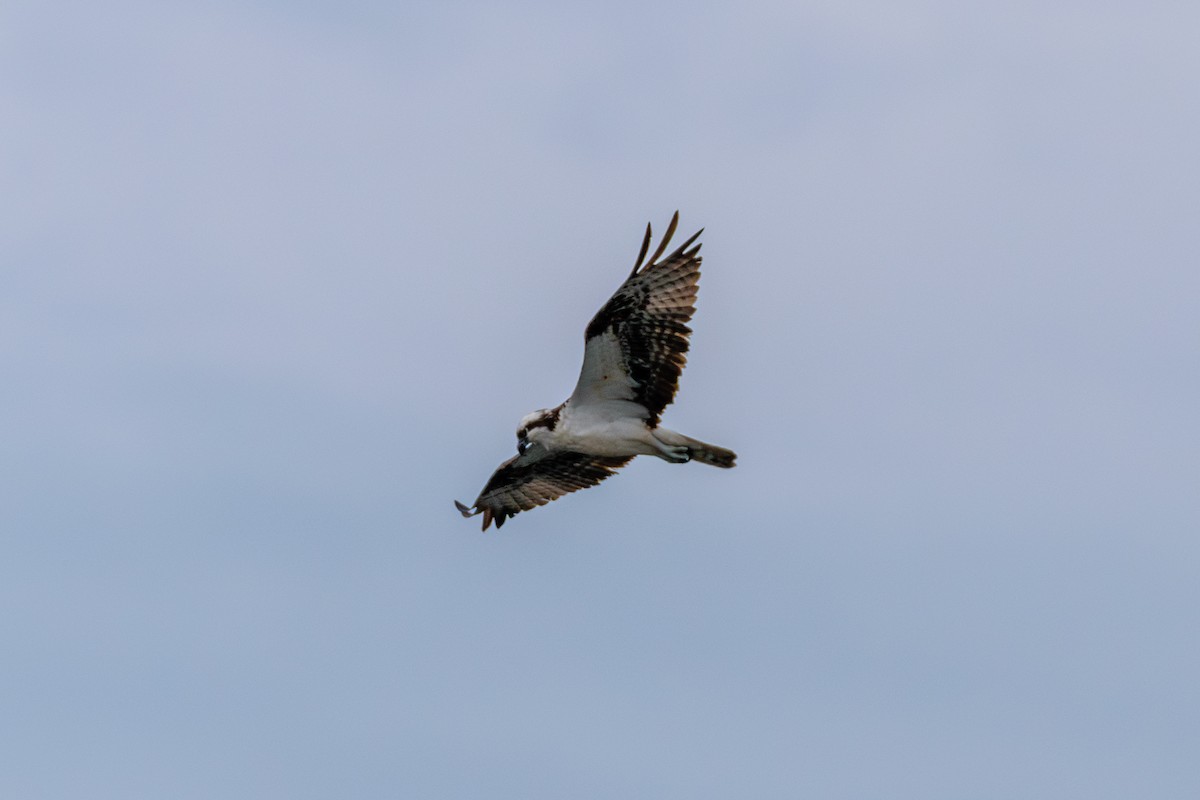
556 407 656 457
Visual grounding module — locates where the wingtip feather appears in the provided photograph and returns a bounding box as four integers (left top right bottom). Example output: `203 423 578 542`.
647 211 680 266
672 228 703 259
631 222 653 277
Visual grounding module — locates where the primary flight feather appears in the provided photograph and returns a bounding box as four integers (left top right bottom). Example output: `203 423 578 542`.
455 212 736 530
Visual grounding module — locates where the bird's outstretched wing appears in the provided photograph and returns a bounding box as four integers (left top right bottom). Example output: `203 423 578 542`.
569 211 703 425
455 449 632 531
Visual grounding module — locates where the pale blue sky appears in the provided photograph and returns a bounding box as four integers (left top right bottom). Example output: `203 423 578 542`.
2 1 1198 797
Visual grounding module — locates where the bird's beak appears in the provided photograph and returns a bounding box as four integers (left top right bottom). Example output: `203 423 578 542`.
518 438 530 455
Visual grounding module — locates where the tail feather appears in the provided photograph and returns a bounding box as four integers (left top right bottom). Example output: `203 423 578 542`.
688 440 737 468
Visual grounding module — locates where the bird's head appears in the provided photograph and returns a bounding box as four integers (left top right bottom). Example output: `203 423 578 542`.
516 407 560 455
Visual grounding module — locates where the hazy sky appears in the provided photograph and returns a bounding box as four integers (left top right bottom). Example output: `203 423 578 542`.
3 1 1198 797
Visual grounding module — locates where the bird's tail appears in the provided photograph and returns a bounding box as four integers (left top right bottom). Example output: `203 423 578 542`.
655 429 737 468
686 439 737 468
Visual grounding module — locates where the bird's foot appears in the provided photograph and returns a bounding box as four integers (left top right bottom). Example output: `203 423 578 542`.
662 445 691 463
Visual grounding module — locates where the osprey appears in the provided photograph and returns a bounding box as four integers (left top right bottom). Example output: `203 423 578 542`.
455 212 736 530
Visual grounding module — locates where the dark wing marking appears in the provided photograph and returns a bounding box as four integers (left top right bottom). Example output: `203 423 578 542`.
455 449 632 531
582 211 703 425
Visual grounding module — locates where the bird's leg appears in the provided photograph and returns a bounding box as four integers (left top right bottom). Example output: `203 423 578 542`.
667 445 691 463
648 427 694 463
651 441 692 463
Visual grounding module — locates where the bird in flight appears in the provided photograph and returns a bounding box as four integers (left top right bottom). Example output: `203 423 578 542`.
455 212 736 530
